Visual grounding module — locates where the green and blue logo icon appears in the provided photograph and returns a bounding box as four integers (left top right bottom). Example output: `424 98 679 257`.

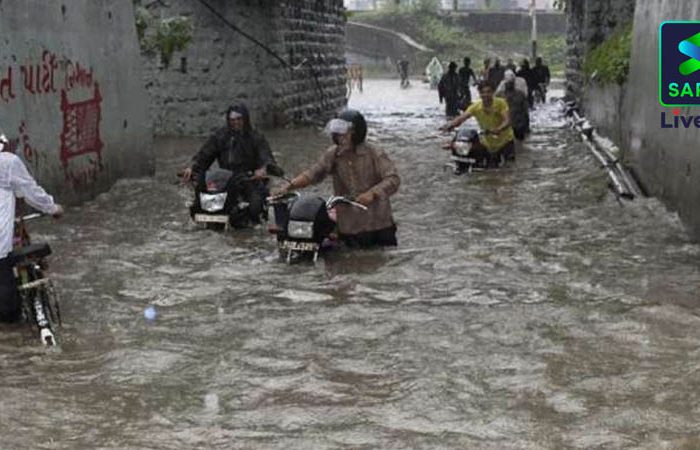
678 31 700 75
659 21 700 106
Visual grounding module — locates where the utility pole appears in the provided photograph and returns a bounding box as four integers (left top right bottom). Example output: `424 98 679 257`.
530 0 538 61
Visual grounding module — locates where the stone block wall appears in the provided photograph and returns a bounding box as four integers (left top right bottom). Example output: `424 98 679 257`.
276 1 348 125
141 0 347 136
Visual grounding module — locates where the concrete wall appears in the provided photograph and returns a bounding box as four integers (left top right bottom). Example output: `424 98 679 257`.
621 0 700 237
570 0 700 239
346 21 432 74
583 83 625 145
0 0 154 204
142 0 347 136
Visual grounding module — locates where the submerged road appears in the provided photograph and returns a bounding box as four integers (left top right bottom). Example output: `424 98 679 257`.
1 79 700 449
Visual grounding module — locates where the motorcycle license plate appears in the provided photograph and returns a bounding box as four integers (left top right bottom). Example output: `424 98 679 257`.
451 156 477 164
280 240 319 252
194 214 228 224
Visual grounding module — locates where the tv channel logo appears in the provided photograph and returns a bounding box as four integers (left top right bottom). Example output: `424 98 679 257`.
660 21 700 106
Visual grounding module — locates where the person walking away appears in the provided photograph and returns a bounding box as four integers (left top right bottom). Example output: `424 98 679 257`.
516 59 538 109
397 59 410 88
438 62 462 117
275 110 400 248
439 81 515 167
0 133 63 323
426 57 443 90
495 69 529 97
487 59 505 90
458 57 477 110
532 57 551 103
497 78 530 152
479 58 491 83
181 103 275 227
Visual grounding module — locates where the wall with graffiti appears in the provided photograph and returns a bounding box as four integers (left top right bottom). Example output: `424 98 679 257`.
0 0 153 203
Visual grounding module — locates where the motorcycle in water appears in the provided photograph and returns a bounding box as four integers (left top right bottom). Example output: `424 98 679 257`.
443 128 513 175
267 192 367 264
11 212 61 346
188 164 285 231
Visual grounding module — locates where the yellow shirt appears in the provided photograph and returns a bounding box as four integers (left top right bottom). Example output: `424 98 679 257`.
465 98 514 152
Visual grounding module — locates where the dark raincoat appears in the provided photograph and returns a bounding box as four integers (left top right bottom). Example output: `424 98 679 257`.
438 68 462 117
191 104 274 181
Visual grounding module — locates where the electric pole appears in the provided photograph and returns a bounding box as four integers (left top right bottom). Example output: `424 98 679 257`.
530 0 538 61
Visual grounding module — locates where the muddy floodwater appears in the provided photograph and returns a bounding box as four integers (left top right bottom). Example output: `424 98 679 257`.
1 79 700 449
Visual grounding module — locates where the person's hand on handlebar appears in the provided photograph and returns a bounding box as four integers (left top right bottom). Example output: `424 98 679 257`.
180 167 193 183
355 191 377 207
439 122 454 132
271 175 310 197
52 205 65 219
252 167 267 180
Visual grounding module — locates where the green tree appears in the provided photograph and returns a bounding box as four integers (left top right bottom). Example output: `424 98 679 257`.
133 1 194 67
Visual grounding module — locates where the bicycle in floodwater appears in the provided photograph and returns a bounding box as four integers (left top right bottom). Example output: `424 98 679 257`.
12 212 61 346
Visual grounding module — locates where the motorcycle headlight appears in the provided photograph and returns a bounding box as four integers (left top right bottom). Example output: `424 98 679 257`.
454 141 471 156
288 220 314 239
199 192 227 212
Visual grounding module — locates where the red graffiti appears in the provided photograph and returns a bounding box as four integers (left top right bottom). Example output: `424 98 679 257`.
60 83 103 186
66 161 100 186
0 67 15 103
19 51 59 95
2 48 101 189
17 121 39 170
64 60 93 92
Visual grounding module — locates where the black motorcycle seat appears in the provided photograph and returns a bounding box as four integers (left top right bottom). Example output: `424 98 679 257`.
11 242 52 263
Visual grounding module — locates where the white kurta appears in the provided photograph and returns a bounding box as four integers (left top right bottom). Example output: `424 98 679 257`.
0 153 58 259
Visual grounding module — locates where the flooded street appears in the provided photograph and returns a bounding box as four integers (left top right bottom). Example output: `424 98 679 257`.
2 79 700 449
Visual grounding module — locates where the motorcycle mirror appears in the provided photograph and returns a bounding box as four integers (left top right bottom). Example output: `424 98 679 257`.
326 196 368 211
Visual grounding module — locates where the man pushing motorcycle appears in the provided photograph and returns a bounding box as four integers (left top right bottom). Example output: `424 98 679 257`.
0 132 63 323
181 103 275 226
439 81 515 167
275 109 401 248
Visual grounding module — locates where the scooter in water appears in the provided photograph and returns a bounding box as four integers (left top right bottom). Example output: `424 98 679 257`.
267 192 367 264
187 164 285 231
11 212 61 346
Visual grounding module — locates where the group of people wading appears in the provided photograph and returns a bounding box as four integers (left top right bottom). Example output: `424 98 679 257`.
438 56 550 118
436 56 551 165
